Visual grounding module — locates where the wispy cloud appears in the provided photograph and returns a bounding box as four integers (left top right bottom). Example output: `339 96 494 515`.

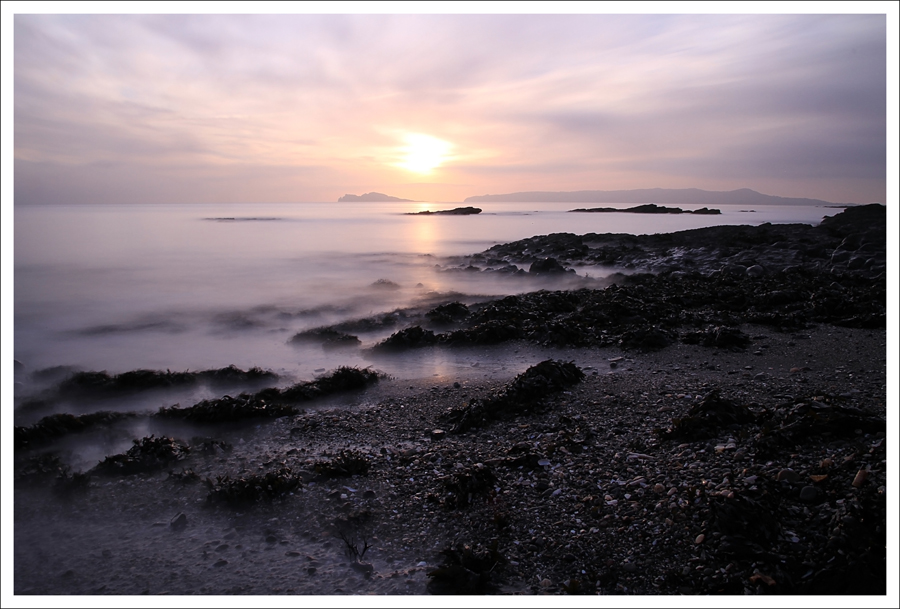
13 13 888 204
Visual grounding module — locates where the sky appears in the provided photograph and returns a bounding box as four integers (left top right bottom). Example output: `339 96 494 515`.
6 7 896 207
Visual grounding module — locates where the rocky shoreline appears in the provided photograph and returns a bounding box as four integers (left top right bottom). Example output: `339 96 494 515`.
12 205 888 596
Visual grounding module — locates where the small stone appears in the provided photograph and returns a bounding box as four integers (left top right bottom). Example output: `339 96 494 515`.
307 567 317 575
695 534 705 545
430 429 446 440
213 559 228 567
170 512 188 531
285 551 301 557
540 578 553 588
852 469 868 488
622 562 637 573
776 468 801 483
799 486 818 502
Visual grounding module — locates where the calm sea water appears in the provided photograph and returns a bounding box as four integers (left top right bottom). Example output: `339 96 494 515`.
14 200 837 388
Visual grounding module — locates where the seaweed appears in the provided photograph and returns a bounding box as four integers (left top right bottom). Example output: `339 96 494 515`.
205 467 301 506
442 360 584 433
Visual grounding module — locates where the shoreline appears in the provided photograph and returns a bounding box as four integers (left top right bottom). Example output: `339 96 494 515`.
12 205 888 596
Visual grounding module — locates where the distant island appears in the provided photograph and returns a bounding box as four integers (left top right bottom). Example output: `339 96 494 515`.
338 192 416 202
406 206 482 216
464 187 837 207
570 204 720 215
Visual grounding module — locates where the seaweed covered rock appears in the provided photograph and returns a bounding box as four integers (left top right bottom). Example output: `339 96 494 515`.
91 435 190 476
157 367 380 423
157 394 298 423
371 326 438 351
56 365 278 397
443 360 584 433
659 390 759 441
14 411 137 452
426 301 470 325
289 327 361 349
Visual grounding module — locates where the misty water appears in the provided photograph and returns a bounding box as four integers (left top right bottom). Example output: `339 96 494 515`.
14 199 837 411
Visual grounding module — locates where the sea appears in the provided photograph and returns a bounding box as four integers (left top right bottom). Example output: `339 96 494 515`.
13 200 838 397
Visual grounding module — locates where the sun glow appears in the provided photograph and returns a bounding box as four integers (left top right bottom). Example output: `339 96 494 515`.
397 134 452 174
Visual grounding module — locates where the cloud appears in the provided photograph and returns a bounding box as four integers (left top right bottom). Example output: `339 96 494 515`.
13 13 888 204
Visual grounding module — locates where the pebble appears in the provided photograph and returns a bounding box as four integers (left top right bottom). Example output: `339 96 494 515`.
776 468 801 483
799 486 818 502
695 534 705 545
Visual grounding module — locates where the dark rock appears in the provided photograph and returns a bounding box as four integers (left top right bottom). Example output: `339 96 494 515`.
408 207 482 215
529 258 570 275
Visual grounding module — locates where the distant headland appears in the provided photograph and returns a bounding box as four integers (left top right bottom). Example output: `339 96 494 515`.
464 187 838 207
338 192 416 202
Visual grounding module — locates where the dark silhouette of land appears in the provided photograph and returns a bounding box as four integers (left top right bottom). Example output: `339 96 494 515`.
464 187 844 207
338 192 416 202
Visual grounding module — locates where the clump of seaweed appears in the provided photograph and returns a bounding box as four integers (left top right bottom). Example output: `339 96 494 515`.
289 328 361 349
205 467 301 506
156 366 382 424
14 411 137 452
657 389 759 441
91 435 190 476
682 325 751 350
371 326 438 351
56 365 278 397
427 541 506 594
442 360 584 433
157 395 298 423
314 450 371 478
190 436 234 455
441 463 497 509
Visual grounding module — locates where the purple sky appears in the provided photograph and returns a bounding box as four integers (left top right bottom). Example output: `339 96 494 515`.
10 11 892 204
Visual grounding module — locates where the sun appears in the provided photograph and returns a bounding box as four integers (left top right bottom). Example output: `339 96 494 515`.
397 134 452 174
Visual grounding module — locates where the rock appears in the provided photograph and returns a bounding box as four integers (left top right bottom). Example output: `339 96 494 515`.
431 429 447 440
852 469 868 487
695 534 705 545
747 264 766 277
529 258 570 275
776 469 801 483
799 486 818 502
169 512 188 530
